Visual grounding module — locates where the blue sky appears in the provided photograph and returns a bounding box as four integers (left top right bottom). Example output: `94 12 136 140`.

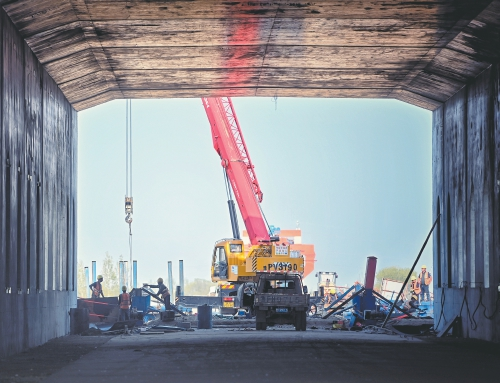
77 97 432 291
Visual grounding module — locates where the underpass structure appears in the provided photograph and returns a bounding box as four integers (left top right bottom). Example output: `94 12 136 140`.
0 0 499 357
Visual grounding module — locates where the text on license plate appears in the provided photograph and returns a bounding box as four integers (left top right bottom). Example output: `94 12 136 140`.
223 302 234 308
276 307 288 313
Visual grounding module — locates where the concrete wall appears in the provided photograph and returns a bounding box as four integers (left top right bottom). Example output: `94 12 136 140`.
433 63 500 341
0 8 77 357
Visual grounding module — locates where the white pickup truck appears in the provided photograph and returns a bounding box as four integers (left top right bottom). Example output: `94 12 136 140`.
253 273 309 331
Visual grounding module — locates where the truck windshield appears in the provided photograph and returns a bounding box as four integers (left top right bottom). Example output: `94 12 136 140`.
262 277 300 293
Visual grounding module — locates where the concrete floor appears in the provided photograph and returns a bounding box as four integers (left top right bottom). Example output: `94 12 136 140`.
0 323 499 383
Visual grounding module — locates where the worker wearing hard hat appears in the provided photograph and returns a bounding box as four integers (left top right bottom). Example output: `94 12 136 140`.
118 286 131 321
410 276 421 297
418 265 433 302
89 275 105 298
150 278 170 310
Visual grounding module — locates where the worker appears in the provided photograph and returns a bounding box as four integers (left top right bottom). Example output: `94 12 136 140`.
89 275 104 298
150 278 170 310
410 276 421 298
418 265 433 302
118 286 131 321
324 289 336 308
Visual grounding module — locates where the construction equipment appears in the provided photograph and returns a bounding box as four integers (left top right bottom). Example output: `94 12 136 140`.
308 271 338 316
202 97 304 312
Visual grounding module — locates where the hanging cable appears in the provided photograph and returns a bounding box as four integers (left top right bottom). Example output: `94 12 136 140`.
126 100 129 197
259 204 273 237
124 99 133 290
130 100 133 198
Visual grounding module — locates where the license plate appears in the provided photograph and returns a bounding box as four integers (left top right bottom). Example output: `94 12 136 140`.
223 302 234 308
276 307 288 313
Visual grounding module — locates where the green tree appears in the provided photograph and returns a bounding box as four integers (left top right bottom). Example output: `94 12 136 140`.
77 260 87 298
100 252 119 296
184 278 217 296
375 267 416 290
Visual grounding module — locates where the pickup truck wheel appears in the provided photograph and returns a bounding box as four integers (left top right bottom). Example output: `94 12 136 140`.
294 314 302 331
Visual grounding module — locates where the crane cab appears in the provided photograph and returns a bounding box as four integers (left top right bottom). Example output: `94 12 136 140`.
211 239 255 282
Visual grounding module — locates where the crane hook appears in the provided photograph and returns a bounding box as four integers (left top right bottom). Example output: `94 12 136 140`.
125 196 133 224
125 213 133 224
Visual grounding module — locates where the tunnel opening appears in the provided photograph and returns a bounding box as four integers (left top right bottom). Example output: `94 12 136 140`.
1 0 499 361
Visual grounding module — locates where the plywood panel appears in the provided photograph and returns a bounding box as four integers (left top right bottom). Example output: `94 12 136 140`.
25 22 89 63
262 46 430 69
0 6 77 357
24 44 43 292
67 0 492 22
3 0 77 36
2 10 25 292
106 68 402 90
103 46 429 71
1 0 497 109
44 49 102 84
407 72 465 103
393 89 442 111
88 19 445 48
0 4 5 293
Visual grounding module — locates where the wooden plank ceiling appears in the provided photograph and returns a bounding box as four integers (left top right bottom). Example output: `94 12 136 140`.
1 0 499 111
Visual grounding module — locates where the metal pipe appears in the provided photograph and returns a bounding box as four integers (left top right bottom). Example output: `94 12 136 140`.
92 261 96 283
322 287 365 319
168 261 173 298
179 260 184 296
381 214 441 328
133 260 137 288
364 256 377 290
328 305 355 317
119 261 124 293
372 291 410 315
84 267 90 298
325 284 356 309
124 261 128 289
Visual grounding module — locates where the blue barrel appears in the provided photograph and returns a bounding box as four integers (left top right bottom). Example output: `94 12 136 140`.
197 305 213 329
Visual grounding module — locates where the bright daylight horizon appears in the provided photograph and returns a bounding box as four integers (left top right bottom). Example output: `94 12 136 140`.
77 97 432 293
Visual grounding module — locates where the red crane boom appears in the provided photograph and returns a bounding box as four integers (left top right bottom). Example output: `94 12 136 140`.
202 97 269 245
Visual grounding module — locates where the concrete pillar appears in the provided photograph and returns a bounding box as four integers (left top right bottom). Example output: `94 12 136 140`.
133 260 137 289
168 261 173 298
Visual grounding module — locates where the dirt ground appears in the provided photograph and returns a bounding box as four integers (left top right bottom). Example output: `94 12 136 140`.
1 320 499 383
